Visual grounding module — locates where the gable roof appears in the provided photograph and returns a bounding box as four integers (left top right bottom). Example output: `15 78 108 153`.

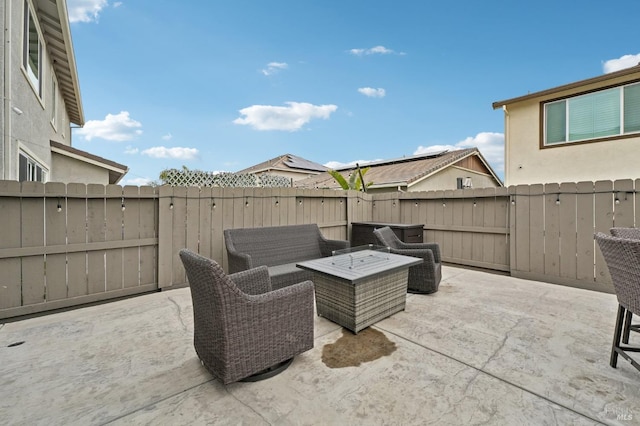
236 153 327 175
492 64 640 109
36 0 84 125
50 141 128 184
294 148 502 189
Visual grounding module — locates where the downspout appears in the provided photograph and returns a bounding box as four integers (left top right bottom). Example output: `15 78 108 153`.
502 105 509 186
3 0 12 179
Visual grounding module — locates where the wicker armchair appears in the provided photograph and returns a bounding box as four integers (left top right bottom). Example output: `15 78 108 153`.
594 233 640 372
179 249 315 384
373 226 441 294
609 228 640 344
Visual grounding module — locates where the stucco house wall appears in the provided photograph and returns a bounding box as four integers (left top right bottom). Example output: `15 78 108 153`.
50 153 110 184
3 0 72 180
2 0 127 184
409 166 499 192
496 66 640 186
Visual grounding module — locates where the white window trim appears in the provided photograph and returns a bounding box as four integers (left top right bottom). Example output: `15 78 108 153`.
22 0 45 104
18 144 49 183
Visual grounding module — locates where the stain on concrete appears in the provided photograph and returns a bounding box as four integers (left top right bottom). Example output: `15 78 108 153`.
322 328 397 368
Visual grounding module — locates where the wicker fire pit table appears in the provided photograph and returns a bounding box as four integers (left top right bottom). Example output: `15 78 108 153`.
297 245 422 333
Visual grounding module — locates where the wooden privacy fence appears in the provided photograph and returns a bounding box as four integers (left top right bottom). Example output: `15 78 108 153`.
0 181 158 319
1 178 637 319
508 179 640 293
156 186 370 288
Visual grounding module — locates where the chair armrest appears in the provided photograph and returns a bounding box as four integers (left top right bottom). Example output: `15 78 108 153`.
242 281 315 325
226 250 253 273
229 266 272 295
320 238 350 257
394 241 441 262
389 247 435 265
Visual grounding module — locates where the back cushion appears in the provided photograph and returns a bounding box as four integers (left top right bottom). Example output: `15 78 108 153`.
227 224 323 267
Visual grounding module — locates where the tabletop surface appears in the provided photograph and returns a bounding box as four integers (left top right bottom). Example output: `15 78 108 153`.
296 249 422 283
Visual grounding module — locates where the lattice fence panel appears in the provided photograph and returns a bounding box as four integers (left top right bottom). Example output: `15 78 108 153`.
160 170 291 188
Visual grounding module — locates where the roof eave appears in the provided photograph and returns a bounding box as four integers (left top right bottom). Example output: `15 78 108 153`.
57 0 84 124
38 0 84 125
492 64 640 109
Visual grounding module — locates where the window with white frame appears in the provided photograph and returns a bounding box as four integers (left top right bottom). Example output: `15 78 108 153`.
19 151 48 182
23 1 42 98
544 82 640 146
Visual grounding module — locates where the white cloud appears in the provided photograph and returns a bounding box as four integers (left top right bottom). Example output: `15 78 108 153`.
74 111 142 141
67 0 108 23
161 133 173 141
358 87 386 98
414 132 505 174
141 146 199 160
124 146 138 154
349 46 403 56
261 62 288 76
233 102 338 131
603 53 640 73
122 177 153 186
113 2 123 7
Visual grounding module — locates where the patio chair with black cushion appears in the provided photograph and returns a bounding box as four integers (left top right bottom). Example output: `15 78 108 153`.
179 249 315 384
594 233 640 373
610 227 640 344
373 226 441 294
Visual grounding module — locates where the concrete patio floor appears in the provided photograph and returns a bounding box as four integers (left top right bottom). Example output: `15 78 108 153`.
1 266 639 425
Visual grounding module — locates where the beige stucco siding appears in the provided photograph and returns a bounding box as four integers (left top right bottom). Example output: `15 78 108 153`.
501 70 640 186
504 97 640 186
410 166 499 192
51 153 110 184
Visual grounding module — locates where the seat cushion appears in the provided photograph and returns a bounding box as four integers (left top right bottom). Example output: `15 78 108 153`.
268 263 314 290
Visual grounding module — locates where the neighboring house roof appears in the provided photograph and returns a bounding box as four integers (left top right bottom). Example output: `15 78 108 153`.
237 154 327 175
295 148 502 190
36 0 84 125
50 141 128 184
492 64 640 109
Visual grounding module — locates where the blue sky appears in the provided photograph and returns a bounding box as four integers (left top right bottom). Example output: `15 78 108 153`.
67 0 640 185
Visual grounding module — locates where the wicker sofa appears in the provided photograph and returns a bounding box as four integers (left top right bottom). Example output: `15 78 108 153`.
224 224 350 289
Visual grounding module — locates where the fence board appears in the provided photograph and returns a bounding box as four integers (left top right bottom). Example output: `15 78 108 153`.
513 185 530 272
0 181 22 309
472 190 486 264
482 188 496 264
87 184 106 295
576 181 595 282
613 179 634 227
559 183 577 280
493 188 509 267
45 183 68 301
461 192 474 261
122 186 141 289
105 185 124 292
544 183 560 277
450 198 462 261
21 182 45 306
186 186 201 255
66 183 88 297
594 180 614 287
529 184 545 275
171 186 188 286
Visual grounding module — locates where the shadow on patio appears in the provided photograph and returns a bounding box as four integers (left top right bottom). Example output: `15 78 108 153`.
1 266 638 425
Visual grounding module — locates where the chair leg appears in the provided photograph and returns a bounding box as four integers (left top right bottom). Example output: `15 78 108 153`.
610 304 625 368
622 310 633 344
